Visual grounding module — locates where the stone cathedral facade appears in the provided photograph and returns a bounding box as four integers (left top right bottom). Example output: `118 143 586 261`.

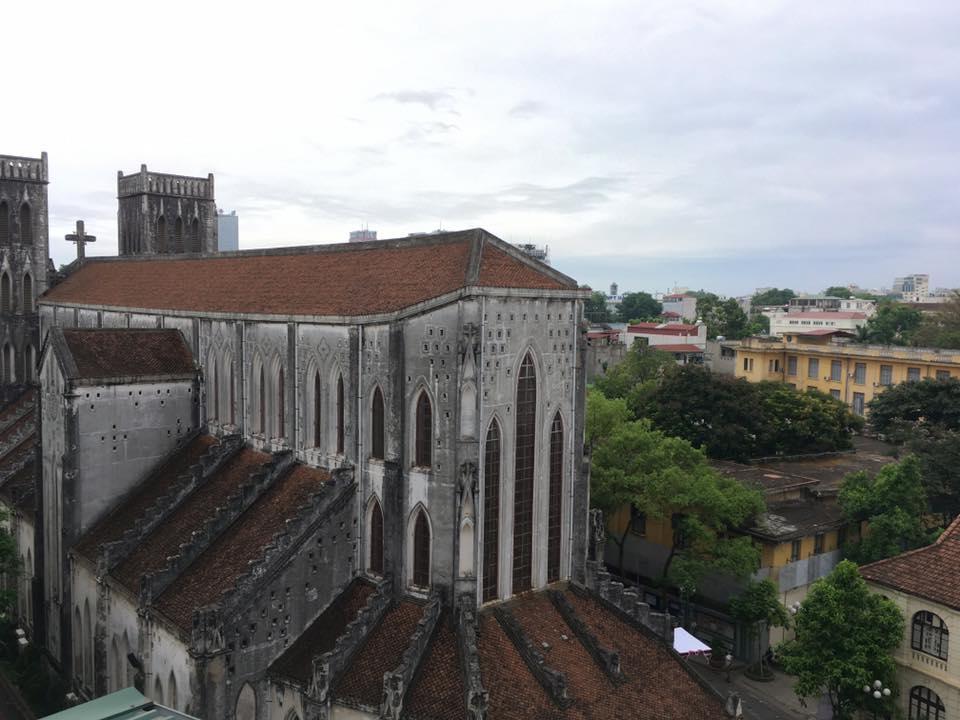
0 160 727 720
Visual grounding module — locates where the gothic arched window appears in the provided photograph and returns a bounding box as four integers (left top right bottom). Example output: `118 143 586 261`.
156 216 167 254
336 374 345 454
483 420 501 603
22 273 32 314
414 391 432 468
277 367 285 438
207 354 219 420
229 362 236 425
371 387 385 460
909 686 945 720
313 371 322 447
0 202 9 244
190 218 201 253
25 345 35 384
0 273 10 314
174 217 184 253
548 412 564 583
2 344 12 384
19 203 32 245
258 365 266 435
513 353 536 593
412 508 431 587
369 498 384 575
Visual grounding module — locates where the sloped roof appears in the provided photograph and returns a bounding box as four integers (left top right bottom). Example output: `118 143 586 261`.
656 343 705 353
156 463 331 630
54 328 195 381
860 515 960 611
628 322 700 335
41 688 199 720
41 229 578 319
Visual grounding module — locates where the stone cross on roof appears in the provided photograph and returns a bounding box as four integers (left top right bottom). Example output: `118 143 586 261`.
66 220 96 260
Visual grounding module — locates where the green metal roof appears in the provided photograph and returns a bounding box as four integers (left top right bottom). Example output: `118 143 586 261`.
41 688 200 720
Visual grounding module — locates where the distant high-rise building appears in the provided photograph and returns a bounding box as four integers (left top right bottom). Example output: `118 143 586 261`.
609 282 618 297
217 210 239 251
349 229 377 243
893 274 930 299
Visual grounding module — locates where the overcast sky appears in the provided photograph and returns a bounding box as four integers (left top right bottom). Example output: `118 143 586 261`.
8 0 960 296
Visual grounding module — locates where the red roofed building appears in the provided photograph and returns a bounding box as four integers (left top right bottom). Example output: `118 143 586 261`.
861 517 960 719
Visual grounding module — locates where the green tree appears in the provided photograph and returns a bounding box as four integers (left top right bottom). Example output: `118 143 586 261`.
824 286 853 298
867 377 960 438
696 294 752 339
778 560 903 720
583 290 611 324
755 383 861 456
914 291 960 350
839 456 934 563
617 291 662 323
592 342 676 409
858 302 922 345
589 412 764 586
752 288 796 306
746 313 770 336
907 427 960 520
585 388 629 451
729 579 790 678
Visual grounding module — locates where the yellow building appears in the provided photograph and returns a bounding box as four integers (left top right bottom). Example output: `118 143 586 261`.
735 331 960 414
861 517 960 720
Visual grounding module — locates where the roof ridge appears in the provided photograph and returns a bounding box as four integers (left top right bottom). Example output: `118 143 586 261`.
860 515 960 574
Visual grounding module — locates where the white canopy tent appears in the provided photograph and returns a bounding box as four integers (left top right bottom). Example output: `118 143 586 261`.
673 627 711 656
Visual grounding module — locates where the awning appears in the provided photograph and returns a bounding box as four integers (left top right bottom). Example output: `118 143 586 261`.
673 627 711 656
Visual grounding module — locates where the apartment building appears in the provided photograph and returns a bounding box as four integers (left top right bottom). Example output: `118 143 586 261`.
735 332 960 415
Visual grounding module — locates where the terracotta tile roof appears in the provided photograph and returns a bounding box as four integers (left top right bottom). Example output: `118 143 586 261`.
786 311 866 320
860 515 960 611
628 323 701 336
113 448 269 590
0 390 35 426
156 463 331 630
0 456 37 513
655 343 705 353
42 230 576 319
75 435 218 560
334 600 425 709
402 612 464 720
476 588 725 720
59 329 195 380
269 579 376 685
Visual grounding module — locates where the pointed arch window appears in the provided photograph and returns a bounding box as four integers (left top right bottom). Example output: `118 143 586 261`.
258 365 266 435
548 412 564 583
190 217 201 253
371 387 385 459
313 371 322 447
156 215 167 253
415 391 432 468
2 344 12 384
208 354 218 420
483 420 501 602
19 203 32 245
413 509 431 587
513 353 536 593
336 374 345 454
22 273 32 314
229 362 236 425
174 217 184 253
0 202 9 244
277 367 285 438
25 345 35 384
369 499 384 575
0 273 10 314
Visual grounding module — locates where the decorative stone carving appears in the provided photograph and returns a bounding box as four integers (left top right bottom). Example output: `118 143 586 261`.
456 595 489 720
458 323 480 439
589 508 605 562
493 607 572 709
457 462 478 578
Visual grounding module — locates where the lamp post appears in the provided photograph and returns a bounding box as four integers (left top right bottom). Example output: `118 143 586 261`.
862 679 891 720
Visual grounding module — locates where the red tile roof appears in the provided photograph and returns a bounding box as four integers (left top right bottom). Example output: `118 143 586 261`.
156 463 331 630
113 448 270 590
75 435 219 560
476 588 725 720
784 312 866 320
403 612 464 720
860 515 960 611
334 600 425 709
627 323 701 336
792 328 856 337
60 329 195 380
42 230 576 319
269 579 376 685
655 343 705 353
0 390 35 426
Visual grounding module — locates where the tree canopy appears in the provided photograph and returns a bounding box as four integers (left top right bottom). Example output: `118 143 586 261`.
839 456 935 563
823 286 853 298
778 560 903 720
914 291 960 350
857 302 922 345
588 399 764 591
633 366 861 461
583 290 611 324
751 288 796 306
729 579 790 677
617 292 662 323
592 342 676 412
867 377 960 438
696 294 753 339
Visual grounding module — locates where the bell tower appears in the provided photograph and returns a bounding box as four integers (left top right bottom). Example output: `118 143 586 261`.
0 152 49 387
117 164 218 256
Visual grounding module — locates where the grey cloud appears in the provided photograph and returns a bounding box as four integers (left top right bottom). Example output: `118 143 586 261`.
399 121 460 145
508 100 547 118
374 90 458 111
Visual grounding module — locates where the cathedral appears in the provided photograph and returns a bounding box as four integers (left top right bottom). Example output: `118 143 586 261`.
0 151 729 720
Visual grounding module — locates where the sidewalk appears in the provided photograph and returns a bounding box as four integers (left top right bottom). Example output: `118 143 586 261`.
686 655 827 720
